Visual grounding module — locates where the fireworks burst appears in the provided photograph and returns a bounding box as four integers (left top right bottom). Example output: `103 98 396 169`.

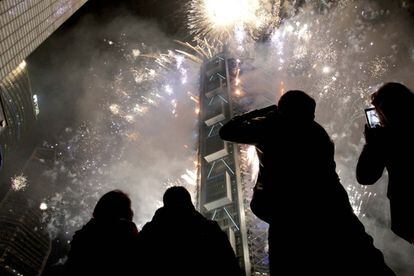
37 30 202 237
187 0 279 43
11 174 28 191
25 1 414 272
40 202 48 210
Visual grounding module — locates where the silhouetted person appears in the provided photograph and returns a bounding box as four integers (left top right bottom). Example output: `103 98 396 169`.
220 90 394 275
64 190 139 275
357 82 414 244
138 186 241 276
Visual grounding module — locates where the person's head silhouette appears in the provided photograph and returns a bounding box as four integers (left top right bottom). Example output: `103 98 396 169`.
278 90 316 123
372 82 414 128
163 186 194 210
93 190 133 221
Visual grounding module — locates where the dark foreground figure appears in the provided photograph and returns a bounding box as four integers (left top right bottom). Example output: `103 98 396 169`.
138 186 241 276
64 190 139 275
357 82 414 244
220 91 395 275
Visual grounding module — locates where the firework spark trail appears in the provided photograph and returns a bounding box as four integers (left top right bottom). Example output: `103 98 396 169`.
187 0 279 44
38 29 202 240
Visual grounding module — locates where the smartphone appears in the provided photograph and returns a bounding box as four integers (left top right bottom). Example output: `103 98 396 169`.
365 107 381 128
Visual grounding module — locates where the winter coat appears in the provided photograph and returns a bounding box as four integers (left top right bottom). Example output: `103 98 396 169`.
357 126 414 243
64 218 139 276
219 106 395 275
138 206 241 276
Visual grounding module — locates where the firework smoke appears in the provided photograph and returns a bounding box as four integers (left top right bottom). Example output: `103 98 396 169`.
24 0 414 274
232 1 414 274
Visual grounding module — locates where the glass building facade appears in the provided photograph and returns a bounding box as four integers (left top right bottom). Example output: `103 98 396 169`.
0 1 87 274
0 0 88 80
0 190 51 276
0 0 87 153
0 61 35 149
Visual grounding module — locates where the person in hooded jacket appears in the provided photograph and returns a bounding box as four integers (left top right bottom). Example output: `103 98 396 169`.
220 90 394 275
357 82 414 244
138 186 241 276
64 190 139 276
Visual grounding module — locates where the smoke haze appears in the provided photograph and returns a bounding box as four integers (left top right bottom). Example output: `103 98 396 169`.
22 0 414 274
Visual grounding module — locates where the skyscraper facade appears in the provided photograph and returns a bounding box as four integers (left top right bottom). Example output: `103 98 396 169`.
0 61 35 149
0 1 87 274
0 0 88 80
0 0 88 151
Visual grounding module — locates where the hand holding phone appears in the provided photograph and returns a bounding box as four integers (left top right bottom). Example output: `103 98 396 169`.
365 107 382 129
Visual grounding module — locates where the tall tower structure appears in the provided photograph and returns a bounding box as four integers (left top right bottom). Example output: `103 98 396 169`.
199 50 272 275
198 52 250 274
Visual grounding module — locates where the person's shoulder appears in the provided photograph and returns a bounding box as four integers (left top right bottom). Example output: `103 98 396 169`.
72 219 96 240
117 219 139 235
203 218 226 235
191 210 221 230
311 121 331 137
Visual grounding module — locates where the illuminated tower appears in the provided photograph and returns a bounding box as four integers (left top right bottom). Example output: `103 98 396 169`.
198 51 270 275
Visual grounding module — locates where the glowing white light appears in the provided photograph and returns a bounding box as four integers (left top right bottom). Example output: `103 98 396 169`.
165 85 174 96
40 202 48 210
180 68 188 84
11 175 28 191
171 99 178 116
322 66 331 74
297 24 310 40
18 61 27 70
175 55 185 69
204 0 261 27
234 89 242 96
133 104 149 116
124 115 135 123
109 104 120 115
148 69 156 77
286 24 294 33
188 0 273 42
33 94 40 116
181 169 197 186
235 25 246 44
246 146 259 182
132 49 141 57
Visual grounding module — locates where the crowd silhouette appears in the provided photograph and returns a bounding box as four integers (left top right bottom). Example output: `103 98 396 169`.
64 83 413 275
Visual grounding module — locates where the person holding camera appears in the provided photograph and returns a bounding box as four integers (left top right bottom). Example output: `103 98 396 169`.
357 82 414 244
220 90 394 275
